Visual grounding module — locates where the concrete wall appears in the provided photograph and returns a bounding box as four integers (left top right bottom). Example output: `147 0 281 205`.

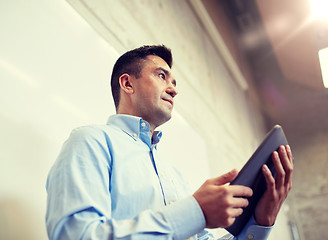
268 79 328 240
67 0 292 239
67 0 267 173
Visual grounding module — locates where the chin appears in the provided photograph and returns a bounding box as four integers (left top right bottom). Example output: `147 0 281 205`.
155 112 172 127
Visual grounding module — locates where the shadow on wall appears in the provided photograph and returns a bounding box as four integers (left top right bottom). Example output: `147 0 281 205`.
0 198 39 240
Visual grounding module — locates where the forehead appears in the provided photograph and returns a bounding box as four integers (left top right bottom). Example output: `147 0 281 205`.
144 55 172 72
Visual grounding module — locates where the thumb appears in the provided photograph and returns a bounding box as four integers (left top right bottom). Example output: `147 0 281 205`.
213 169 239 186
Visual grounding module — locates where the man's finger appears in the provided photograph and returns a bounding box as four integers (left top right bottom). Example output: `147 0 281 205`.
229 185 253 198
286 145 294 164
229 207 244 218
262 164 275 191
280 145 293 184
212 169 239 185
272 150 285 189
230 196 249 208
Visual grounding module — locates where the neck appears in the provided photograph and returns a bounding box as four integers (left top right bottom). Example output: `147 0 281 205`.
116 108 156 136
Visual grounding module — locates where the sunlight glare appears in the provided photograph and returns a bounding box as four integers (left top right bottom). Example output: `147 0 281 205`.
310 0 328 19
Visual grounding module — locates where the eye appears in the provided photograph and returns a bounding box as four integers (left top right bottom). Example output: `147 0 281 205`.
159 73 165 79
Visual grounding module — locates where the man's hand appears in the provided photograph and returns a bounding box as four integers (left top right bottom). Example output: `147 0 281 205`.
193 169 253 228
255 145 294 226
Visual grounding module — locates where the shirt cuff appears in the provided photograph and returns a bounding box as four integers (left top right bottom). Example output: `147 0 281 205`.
238 215 272 240
160 196 205 240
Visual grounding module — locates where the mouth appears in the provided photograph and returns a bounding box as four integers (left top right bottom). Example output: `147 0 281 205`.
162 98 174 106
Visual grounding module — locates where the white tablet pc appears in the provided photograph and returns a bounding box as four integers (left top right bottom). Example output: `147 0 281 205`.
225 125 289 236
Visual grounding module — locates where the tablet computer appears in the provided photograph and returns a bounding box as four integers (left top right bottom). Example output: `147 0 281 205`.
225 125 288 236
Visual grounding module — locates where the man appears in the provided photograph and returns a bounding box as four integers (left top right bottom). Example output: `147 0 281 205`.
46 45 293 239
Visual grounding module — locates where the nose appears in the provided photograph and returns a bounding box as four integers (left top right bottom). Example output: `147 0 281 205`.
166 81 178 98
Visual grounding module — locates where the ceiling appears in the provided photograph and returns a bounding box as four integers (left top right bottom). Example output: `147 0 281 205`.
202 0 328 138
254 0 326 90
207 0 327 89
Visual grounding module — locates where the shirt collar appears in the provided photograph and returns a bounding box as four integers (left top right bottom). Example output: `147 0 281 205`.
107 114 162 147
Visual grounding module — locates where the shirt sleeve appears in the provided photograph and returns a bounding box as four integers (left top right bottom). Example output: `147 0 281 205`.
217 216 272 240
46 127 205 240
235 215 272 240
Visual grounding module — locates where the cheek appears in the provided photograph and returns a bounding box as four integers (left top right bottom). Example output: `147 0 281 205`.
136 81 164 102
144 85 163 98
138 90 160 105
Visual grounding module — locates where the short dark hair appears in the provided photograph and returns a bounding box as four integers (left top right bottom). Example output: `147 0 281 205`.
110 45 173 109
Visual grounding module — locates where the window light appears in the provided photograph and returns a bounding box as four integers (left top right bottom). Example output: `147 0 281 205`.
318 47 328 88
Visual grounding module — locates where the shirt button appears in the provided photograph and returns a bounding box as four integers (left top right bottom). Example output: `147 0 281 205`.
141 122 146 127
168 201 174 205
133 133 137 137
248 234 254 239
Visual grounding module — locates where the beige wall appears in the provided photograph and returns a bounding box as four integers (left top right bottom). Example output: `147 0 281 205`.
0 1 119 239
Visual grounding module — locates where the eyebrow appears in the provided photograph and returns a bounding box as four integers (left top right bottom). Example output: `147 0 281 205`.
156 67 177 86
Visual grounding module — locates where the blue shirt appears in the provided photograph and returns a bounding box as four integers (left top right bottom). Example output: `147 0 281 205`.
46 114 272 239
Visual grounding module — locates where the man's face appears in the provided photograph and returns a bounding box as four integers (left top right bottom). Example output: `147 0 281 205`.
131 55 178 129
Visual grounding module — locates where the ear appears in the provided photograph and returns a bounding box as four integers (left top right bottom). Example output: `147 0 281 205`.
119 73 134 94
